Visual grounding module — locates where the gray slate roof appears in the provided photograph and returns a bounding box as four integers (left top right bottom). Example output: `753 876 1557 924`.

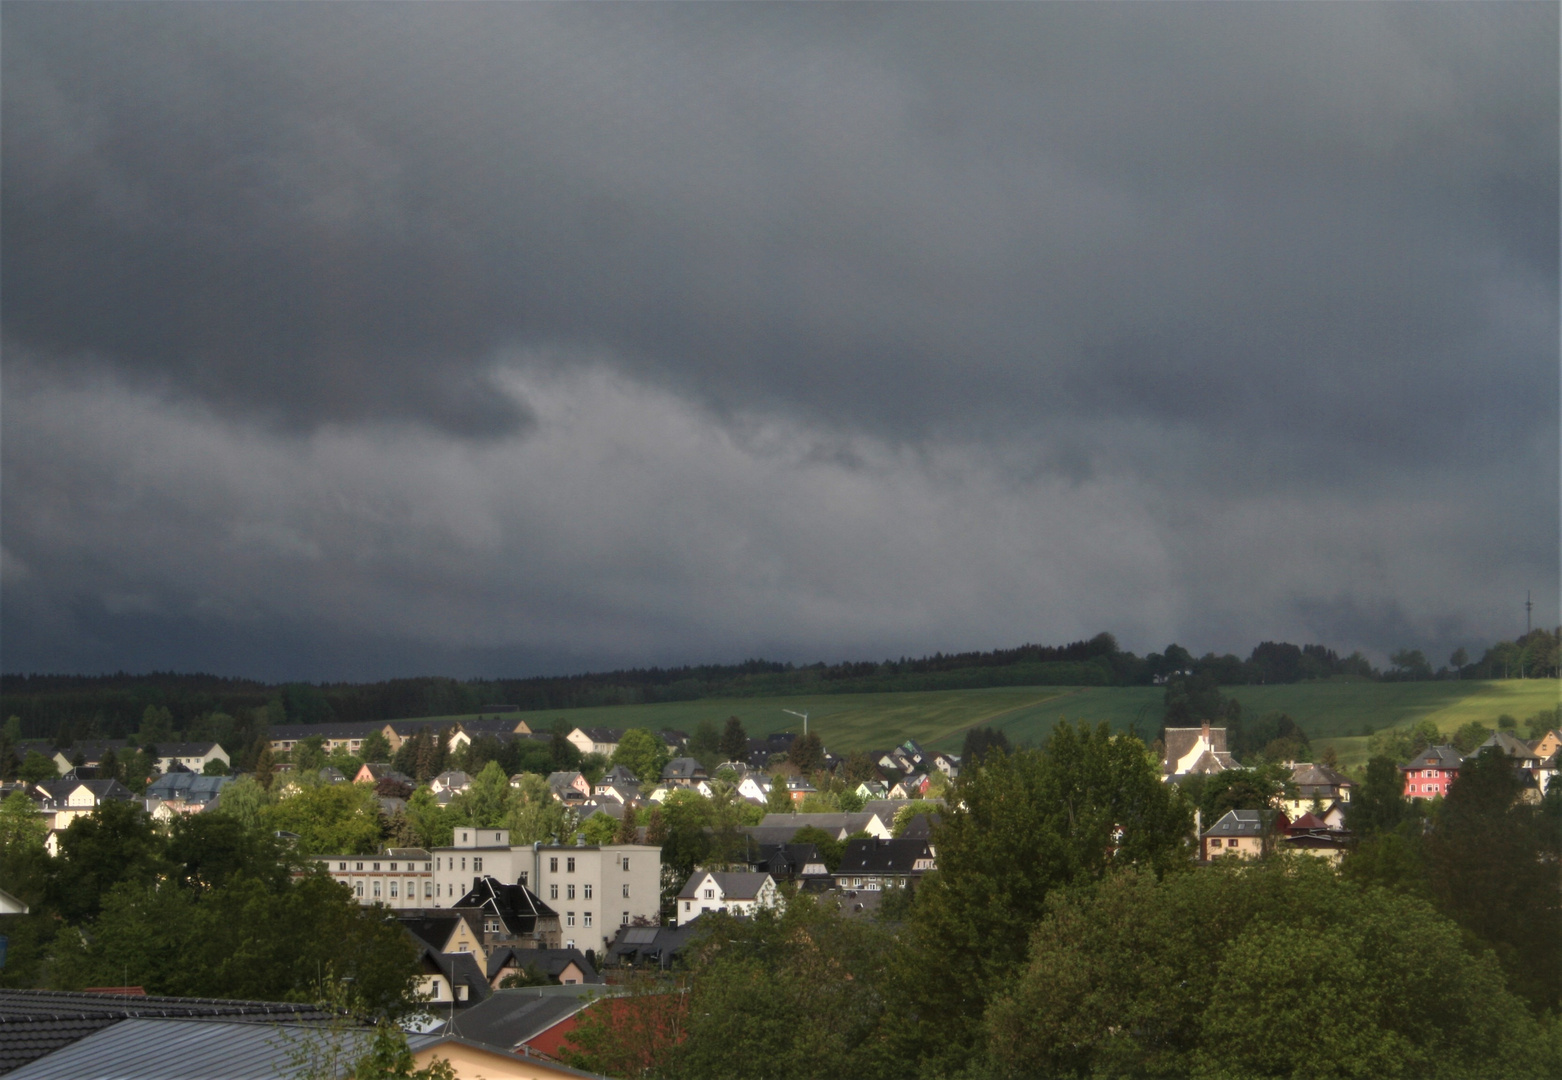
756 812 877 839
1401 745 1464 770
446 986 602 1049
146 773 231 802
677 871 772 901
1202 809 1267 838
0 991 339 1077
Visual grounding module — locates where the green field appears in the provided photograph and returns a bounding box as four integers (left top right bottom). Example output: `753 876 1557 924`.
414 678 1558 766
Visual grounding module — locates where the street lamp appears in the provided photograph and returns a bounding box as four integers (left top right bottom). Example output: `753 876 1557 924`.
782 709 808 737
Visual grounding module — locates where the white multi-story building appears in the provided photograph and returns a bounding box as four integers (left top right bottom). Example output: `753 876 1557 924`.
313 847 435 908
429 828 662 957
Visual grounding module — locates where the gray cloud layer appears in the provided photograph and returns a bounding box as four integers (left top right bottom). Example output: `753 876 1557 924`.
2 3 1556 679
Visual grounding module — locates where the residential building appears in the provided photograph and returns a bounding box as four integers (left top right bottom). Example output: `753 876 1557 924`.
145 773 232 819
48 740 128 775
31 778 136 829
832 837 935 892
566 728 623 759
313 848 436 908
486 948 598 990
660 758 707 788
1278 763 1354 818
152 742 229 774
744 843 831 889
354 763 414 786
1400 745 1463 799
676 871 779 926
1201 809 1266 859
1531 728 1562 762
428 830 662 957
546 772 591 802
754 811 893 840
1278 811 1351 864
1163 722 1239 778
432 770 473 795
454 876 561 952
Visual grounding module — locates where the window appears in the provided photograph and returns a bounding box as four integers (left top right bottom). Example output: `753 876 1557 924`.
390 882 399 897
550 857 559 872
373 881 381 897
407 880 415 898
567 912 576 927
622 911 630 925
622 856 630 871
1210 838 1221 848
684 901 691 912
425 863 432 872
567 857 576 873
373 863 380 871
338 861 347 871
425 882 433 898
584 912 593 927
390 863 398 872
460 857 466 871
473 857 483 872
435 858 441 870
550 884 559 900
355 883 364 897
703 888 714 899
622 884 630 898
567 884 576 900
518 871 528 886
485 919 500 933
584 884 593 899
356 862 364 871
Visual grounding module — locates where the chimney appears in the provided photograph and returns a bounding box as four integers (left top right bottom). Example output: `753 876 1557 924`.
1201 721 1210 741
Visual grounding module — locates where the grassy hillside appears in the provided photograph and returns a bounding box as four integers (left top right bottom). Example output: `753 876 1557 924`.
413 679 1557 766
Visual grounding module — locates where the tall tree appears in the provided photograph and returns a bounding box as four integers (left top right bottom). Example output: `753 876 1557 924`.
612 729 670 786
788 732 824 774
719 716 749 762
904 723 1189 1073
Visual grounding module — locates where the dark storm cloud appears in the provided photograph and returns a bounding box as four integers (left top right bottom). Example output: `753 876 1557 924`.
1 3 1556 677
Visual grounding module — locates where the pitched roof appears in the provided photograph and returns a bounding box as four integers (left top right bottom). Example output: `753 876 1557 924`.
1400 745 1464 770
454 877 556 936
31 779 135 804
146 774 232 801
756 812 876 837
1289 763 1352 790
151 742 224 757
660 758 707 780
835 837 934 876
1163 726 1239 776
676 871 773 901
268 721 390 741
0 991 340 1076
399 910 483 954
487 948 600 985
1202 809 1267 838
1474 731 1540 762
446 985 602 1049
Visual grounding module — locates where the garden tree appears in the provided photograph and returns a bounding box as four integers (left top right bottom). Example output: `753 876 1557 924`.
961 726 1013 765
509 738 557 776
792 825 844 872
1452 720 1492 754
390 729 426 780
644 805 669 846
904 722 1189 1073
1528 706 1562 739
659 789 717 881
45 800 172 924
139 705 176 745
503 773 571 845
765 775 793 815
922 769 952 800
719 716 749 761
292 736 328 772
1346 755 1410 837
1180 764 1292 824
578 752 609 788
788 732 824 774
450 761 509 828
557 973 692 1080
985 859 1554 1080
263 780 384 856
581 812 619 846
687 719 723 770
202 758 229 776
254 744 277 790
890 802 942 837
326 747 362 777
1369 717 1442 762
612 729 670 787
403 787 453 849
55 873 421 1017
570 897 898 1080
212 775 271 833
19 751 56 783
798 791 842 814
1424 747 1562 1012
414 729 449 783
0 791 46 854
1498 713 1518 731
837 788 865 813
122 747 159 794
705 783 762 866
550 720 580 770
166 811 291 894
841 751 880 784
614 809 640 844
359 730 392 764
1162 670 1236 728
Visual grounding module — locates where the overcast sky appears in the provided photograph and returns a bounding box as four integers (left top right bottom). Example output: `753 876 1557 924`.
3 3 1556 681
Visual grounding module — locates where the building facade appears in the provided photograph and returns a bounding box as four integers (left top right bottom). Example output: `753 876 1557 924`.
312 847 435 908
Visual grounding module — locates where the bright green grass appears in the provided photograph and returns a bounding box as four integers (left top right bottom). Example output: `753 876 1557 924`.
404 679 1557 762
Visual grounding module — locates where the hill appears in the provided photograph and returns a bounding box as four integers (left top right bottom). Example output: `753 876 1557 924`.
402 678 1558 768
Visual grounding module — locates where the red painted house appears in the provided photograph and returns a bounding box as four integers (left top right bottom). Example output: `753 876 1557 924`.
1399 745 1462 799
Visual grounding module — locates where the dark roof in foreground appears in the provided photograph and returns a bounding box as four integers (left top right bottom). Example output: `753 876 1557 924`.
0 992 340 1076
447 985 604 1049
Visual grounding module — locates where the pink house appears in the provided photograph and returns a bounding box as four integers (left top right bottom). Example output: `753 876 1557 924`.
1399 745 1462 799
